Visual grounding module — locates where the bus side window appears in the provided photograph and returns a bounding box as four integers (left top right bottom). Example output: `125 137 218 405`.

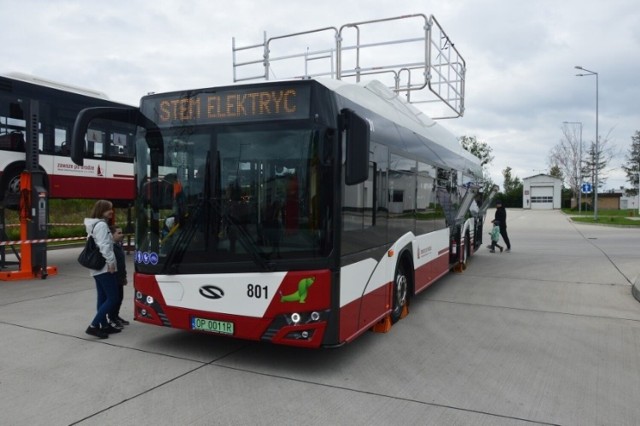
0 132 26 152
111 131 128 157
86 127 105 159
55 127 69 155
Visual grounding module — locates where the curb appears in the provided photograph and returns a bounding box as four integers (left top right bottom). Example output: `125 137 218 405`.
633 277 640 304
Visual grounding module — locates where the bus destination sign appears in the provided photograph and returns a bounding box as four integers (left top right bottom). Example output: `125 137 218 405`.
147 85 311 126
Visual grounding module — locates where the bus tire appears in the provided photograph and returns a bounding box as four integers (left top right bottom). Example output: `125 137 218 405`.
463 230 471 270
0 165 23 204
391 260 410 324
0 164 49 207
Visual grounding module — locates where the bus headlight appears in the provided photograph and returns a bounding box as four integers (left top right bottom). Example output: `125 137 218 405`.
146 295 154 304
286 311 322 325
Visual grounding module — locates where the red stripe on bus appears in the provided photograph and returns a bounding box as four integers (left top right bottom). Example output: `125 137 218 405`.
414 253 450 294
49 175 134 199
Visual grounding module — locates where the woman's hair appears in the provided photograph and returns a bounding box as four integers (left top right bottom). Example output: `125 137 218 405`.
90 200 113 219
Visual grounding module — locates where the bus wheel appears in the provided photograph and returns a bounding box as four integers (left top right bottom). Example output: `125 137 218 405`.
0 168 22 204
391 263 409 324
461 231 471 270
6 173 21 195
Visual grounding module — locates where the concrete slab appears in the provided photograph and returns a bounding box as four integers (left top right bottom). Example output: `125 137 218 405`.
1 209 639 425
0 323 203 425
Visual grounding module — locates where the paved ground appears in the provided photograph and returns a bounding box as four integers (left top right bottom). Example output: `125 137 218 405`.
0 209 639 425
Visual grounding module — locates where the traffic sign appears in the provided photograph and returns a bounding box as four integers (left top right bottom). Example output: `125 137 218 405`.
581 182 592 194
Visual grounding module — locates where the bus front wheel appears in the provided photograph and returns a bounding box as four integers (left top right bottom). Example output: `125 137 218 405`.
391 262 409 324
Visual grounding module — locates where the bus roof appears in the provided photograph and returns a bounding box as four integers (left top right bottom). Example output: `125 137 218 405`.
2 72 111 100
140 77 482 178
316 78 482 178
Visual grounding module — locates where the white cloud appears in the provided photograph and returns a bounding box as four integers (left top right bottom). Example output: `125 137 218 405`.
2 0 639 190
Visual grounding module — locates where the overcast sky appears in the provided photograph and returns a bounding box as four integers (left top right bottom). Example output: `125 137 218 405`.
3 0 639 190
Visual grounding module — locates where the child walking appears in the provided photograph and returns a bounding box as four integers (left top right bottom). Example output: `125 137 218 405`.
108 225 130 328
488 220 504 253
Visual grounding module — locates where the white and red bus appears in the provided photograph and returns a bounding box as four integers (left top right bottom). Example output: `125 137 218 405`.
0 73 134 204
71 77 491 348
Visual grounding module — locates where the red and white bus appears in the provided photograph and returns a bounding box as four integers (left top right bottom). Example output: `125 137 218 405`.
0 73 134 204
71 77 490 348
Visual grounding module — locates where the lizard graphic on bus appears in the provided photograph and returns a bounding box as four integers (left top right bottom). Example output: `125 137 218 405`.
280 277 315 303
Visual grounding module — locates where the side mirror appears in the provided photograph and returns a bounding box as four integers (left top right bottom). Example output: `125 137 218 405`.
341 108 370 185
71 107 143 166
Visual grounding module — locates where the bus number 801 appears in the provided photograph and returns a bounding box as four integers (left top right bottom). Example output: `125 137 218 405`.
247 284 268 299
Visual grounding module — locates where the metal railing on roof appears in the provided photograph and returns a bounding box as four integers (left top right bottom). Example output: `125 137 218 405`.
232 14 466 119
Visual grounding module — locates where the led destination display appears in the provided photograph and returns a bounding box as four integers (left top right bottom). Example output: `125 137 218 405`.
146 85 311 126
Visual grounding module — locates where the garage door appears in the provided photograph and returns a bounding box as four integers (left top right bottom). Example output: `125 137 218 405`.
530 186 553 209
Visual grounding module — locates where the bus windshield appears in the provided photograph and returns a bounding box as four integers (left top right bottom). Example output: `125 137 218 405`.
134 123 333 273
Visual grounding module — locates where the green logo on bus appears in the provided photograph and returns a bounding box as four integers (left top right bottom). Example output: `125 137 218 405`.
280 277 315 303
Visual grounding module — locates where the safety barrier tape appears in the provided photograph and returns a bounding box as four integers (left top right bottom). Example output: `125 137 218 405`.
0 236 86 246
4 223 84 227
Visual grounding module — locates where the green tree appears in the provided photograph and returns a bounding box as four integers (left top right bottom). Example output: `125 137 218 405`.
549 164 564 182
460 136 494 167
502 167 521 193
583 142 608 191
621 130 640 196
500 167 523 207
460 135 495 195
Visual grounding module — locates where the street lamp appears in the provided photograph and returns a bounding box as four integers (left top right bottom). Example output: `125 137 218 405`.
575 65 599 220
563 121 583 213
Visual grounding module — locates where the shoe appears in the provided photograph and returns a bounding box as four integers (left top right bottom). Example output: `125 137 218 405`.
101 324 122 334
112 320 125 330
107 315 125 328
86 326 109 339
110 320 124 330
116 316 130 326
499 247 503 253
489 250 495 253
506 248 511 252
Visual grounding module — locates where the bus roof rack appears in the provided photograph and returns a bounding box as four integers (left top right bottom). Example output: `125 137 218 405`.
232 14 465 119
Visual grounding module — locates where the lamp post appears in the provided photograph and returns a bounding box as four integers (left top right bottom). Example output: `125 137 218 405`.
563 121 583 213
575 66 599 220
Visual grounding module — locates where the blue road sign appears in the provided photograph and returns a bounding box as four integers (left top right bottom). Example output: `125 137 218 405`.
581 182 592 194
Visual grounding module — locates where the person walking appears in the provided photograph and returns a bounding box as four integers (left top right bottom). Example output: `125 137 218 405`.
488 220 504 253
84 200 121 339
108 225 130 329
494 200 511 251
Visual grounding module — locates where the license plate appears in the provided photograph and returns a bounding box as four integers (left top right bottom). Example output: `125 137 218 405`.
191 317 234 335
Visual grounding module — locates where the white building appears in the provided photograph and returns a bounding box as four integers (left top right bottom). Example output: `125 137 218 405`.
522 174 563 210
620 194 639 211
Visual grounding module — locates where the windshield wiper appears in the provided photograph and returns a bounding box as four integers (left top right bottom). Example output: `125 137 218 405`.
162 199 205 273
222 209 275 272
